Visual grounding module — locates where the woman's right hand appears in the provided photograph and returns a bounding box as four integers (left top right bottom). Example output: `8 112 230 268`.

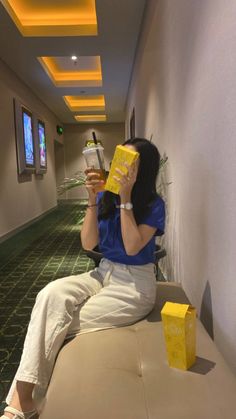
85 168 105 201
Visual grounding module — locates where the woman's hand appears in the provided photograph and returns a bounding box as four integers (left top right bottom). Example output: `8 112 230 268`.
113 160 139 200
85 168 105 202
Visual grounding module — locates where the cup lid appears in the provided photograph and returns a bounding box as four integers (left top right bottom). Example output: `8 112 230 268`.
82 145 104 154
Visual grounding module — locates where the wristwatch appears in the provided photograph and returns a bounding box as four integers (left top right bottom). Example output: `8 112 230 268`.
119 202 133 210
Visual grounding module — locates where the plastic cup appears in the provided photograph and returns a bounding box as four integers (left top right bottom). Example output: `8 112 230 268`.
82 145 106 192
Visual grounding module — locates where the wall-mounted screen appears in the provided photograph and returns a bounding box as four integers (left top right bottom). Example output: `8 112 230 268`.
38 120 47 168
22 107 35 167
14 98 36 174
34 118 47 174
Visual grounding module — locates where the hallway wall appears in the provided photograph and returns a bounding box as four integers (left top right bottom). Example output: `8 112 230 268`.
126 0 236 373
0 59 63 240
62 123 125 200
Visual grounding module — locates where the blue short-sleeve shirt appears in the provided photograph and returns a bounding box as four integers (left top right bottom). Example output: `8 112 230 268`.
97 194 165 265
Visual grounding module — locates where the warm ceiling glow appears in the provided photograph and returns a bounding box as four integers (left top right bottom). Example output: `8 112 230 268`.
75 115 107 122
2 0 98 36
38 56 102 87
64 95 105 111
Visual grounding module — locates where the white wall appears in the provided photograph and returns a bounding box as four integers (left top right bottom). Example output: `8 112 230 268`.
126 0 236 374
0 59 63 239
62 123 125 200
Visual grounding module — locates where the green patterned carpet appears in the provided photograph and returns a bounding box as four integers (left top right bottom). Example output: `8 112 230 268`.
0 201 94 412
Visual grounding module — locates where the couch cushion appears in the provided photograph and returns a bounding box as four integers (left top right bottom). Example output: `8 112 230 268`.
39 282 236 419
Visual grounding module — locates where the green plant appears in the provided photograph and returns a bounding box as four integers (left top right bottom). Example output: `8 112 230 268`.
57 155 170 196
57 171 86 196
157 154 171 197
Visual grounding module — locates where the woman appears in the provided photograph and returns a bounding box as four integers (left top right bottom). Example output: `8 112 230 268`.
1 138 165 419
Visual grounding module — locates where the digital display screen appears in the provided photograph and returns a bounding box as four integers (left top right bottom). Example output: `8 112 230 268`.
38 121 46 168
22 109 34 166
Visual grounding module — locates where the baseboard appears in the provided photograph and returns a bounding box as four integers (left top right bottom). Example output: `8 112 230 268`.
58 198 88 205
0 206 57 244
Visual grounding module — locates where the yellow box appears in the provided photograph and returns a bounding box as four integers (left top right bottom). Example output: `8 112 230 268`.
104 145 139 194
161 302 196 370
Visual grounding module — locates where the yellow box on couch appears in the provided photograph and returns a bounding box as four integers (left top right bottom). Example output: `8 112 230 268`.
105 145 139 194
161 302 196 370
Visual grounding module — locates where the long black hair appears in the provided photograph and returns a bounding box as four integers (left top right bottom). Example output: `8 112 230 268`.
98 138 161 224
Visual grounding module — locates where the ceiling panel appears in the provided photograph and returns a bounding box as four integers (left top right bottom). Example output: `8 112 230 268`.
74 114 106 122
38 56 102 87
64 95 105 112
1 0 98 36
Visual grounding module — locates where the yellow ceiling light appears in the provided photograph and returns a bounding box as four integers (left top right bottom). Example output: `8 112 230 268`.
38 56 102 87
74 115 107 122
2 0 97 36
64 95 105 112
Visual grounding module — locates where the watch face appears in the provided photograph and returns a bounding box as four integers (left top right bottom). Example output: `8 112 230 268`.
125 203 133 210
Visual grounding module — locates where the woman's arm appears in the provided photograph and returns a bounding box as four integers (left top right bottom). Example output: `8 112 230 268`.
80 169 104 251
80 205 99 251
114 161 156 255
119 190 156 255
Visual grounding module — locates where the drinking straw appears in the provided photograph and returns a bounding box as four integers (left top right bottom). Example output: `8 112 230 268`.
92 131 103 170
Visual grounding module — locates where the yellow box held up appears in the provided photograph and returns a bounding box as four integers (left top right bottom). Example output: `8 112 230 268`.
105 145 139 194
161 302 196 370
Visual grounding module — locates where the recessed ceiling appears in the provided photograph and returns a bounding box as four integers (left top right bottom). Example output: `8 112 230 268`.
0 0 147 124
74 114 106 122
64 95 105 112
38 56 102 87
1 0 98 36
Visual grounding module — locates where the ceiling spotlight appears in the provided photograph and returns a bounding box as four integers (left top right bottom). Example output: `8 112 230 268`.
71 55 77 61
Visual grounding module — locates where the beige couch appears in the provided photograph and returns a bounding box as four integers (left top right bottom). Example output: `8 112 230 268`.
39 282 236 419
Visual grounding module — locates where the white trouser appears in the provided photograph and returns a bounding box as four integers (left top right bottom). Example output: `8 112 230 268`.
6 258 156 406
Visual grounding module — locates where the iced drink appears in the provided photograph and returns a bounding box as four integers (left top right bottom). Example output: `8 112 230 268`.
82 145 106 192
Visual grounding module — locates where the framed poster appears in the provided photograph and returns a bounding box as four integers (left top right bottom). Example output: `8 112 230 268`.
35 119 47 174
14 98 35 174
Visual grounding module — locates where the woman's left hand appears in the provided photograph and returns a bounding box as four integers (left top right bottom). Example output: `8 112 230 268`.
113 160 139 198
